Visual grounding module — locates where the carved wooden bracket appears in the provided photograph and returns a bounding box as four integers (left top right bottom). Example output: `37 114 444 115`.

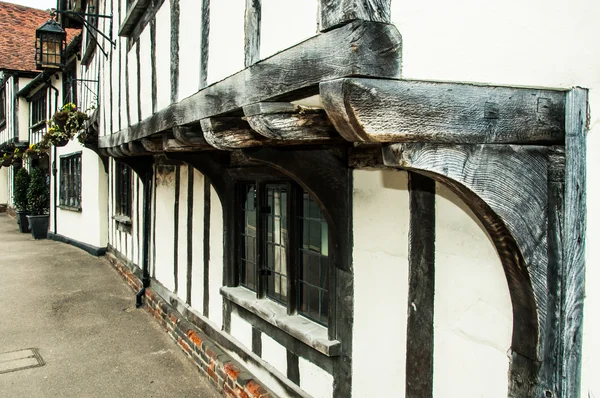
200 117 268 150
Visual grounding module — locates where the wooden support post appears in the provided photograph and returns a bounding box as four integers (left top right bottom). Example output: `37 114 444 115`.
319 0 391 31
560 87 587 397
244 0 261 67
406 173 435 398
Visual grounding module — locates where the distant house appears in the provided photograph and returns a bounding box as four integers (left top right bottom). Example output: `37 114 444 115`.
25 0 600 397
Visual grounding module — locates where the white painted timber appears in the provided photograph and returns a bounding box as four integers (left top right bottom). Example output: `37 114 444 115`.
260 332 288 377
139 27 153 120
351 169 410 398
190 169 205 311
178 0 202 101
260 0 318 60
155 2 172 110
177 166 189 300
207 0 245 85
299 356 333 398
153 165 176 291
208 185 224 327
231 312 253 350
433 183 511 398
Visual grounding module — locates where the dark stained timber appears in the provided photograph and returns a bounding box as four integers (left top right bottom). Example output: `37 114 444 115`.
560 88 587 398
243 102 341 142
173 164 180 294
199 0 209 89
319 0 391 31
244 0 261 67
173 125 209 147
321 78 566 144
186 165 194 305
203 178 211 317
99 21 402 148
406 173 435 398
201 117 269 150
170 0 180 104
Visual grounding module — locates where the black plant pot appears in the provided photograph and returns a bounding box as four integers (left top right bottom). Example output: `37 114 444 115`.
27 215 49 240
16 210 30 233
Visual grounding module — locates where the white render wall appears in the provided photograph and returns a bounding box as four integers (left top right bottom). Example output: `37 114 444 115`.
0 166 7 205
433 184 511 397
390 1 599 396
352 169 410 397
207 0 245 85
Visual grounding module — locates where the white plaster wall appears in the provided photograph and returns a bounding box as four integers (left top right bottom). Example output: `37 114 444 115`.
207 0 245 85
155 2 172 110
178 0 202 100
190 169 205 312
139 27 153 120
176 166 189 301
352 169 410 398
433 183 512 398
299 357 333 398
208 185 224 327
260 333 287 377
127 49 139 124
390 2 600 396
230 312 253 350
153 165 176 291
260 0 318 60
54 143 108 248
0 166 7 205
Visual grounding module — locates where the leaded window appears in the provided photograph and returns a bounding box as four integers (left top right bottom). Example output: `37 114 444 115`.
59 153 82 210
31 90 47 130
115 161 132 218
237 181 330 326
0 87 6 127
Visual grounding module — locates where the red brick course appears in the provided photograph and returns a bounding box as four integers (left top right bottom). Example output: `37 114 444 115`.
105 252 273 398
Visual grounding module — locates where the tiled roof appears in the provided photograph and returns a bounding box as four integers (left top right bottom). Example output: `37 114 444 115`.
0 1 80 73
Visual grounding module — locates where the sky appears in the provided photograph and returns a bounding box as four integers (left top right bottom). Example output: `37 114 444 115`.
5 0 56 10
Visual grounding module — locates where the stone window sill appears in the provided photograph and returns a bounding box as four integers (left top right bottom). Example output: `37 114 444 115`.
220 286 341 357
59 205 82 212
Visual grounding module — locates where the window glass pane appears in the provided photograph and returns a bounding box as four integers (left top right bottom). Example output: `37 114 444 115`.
263 184 287 304
298 192 329 326
240 184 257 291
58 154 82 209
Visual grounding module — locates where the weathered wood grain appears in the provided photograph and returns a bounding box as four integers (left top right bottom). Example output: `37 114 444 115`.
99 21 402 148
162 136 209 152
200 117 269 150
560 88 587 398
319 0 391 31
243 102 340 142
170 0 180 104
406 173 435 398
348 144 384 168
199 0 209 89
173 125 209 147
244 0 261 67
383 143 548 385
140 137 164 153
321 78 566 144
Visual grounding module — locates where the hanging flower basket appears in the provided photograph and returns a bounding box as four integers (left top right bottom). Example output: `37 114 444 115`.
2 154 12 167
45 103 89 147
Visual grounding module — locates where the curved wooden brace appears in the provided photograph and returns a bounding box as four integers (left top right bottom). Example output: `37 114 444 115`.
243 102 341 142
321 77 566 144
140 137 164 153
128 141 151 156
200 117 269 151
382 142 550 396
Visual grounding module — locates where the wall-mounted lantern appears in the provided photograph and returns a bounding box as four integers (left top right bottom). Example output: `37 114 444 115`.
35 19 66 70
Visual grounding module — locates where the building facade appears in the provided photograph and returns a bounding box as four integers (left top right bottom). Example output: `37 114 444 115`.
19 0 600 397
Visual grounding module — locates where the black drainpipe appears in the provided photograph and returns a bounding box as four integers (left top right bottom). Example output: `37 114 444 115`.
47 81 59 234
136 167 152 308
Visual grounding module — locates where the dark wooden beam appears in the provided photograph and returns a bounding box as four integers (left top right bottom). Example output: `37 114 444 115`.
383 142 548 396
173 125 209 146
140 137 164 153
406 173 435 398
200 117 269 150
170 0 180 104
199 0 210 89
321 78 566 145
99 20 402 148
560 87 587 398
163 132 211 152
244 0 261 67
319 0 391 31
243 102 341 142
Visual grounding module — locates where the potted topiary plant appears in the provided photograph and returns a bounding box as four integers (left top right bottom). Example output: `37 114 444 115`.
13 168 30 233
26 168 50 239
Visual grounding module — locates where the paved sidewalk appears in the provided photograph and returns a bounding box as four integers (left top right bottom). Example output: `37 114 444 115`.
0 214 220 398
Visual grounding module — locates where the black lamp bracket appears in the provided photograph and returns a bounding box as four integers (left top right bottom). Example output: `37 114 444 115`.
52 10 116 52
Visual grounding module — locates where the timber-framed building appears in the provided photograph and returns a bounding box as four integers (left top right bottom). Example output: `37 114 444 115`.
18 0 598 397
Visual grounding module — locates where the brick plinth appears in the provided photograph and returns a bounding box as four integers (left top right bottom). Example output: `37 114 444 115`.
105 252 273 398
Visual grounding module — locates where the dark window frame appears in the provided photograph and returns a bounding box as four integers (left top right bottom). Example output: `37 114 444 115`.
30 89 47 132
236 178 332 328
59 152 82 211
114 161 133 225
0 86 6 128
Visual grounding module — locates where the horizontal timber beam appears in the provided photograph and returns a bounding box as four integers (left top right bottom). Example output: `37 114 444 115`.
201 117 269 150
99 20 402 149
321 78 566 144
